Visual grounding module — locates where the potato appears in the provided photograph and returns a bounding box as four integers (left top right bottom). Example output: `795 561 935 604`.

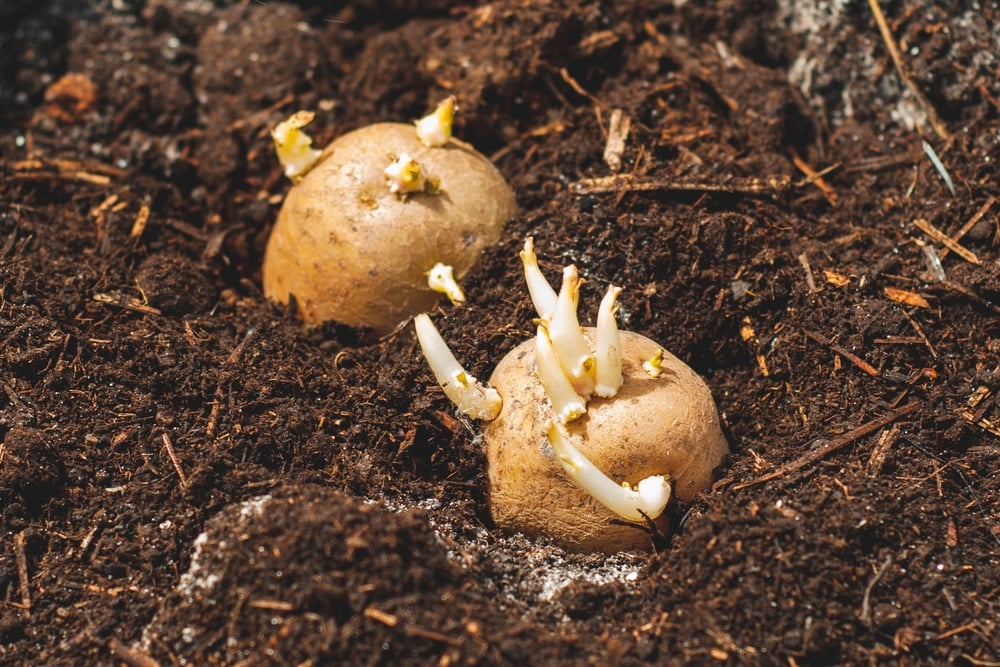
483 328 729 553
263 122 517 334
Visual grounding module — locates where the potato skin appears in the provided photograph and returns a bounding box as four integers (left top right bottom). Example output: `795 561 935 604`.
263 122 517 333
484 329 729 553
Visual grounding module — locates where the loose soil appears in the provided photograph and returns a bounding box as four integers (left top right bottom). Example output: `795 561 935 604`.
2 1 998 665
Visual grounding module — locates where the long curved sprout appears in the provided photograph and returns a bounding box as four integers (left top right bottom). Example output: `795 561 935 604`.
414 314 501 421
547 423 671 522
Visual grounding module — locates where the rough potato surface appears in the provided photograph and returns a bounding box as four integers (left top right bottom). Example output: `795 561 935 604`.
484 329 729 552
263 122 517 333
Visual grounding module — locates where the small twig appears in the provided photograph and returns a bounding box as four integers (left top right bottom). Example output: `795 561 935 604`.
867 0 949 140
10 170 111 185
364 606 464 647
789 150 838 204
936 623 980 641
248 599 294 612
938 196 996 260
796 252 818 293
867 424 901 476
602 108 631 172
901 309 937 359
939 280 1000 315
92 292 162 316
571 173 791 197
804 329 879 377
404 624 464 647
14 531 31 617
207 327 258 437
732 401 921 490
108 638 162 667
859 555 893 626
364 606 399 627
558 67 608 110
160 433 188 488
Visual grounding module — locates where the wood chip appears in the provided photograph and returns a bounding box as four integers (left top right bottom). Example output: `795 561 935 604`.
824 270 851 287
364 606 399 627
130 204 151 238
883 286 930 308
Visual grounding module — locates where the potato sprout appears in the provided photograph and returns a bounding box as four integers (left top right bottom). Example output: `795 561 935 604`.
415 95 456 147
271 110 322 182
426 263 465 305
413 314 501 421
263 102 517 334
414 240 729 552
547 423 671 523
383 153 439 196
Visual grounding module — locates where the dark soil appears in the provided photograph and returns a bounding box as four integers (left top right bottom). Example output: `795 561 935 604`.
2 1 999 665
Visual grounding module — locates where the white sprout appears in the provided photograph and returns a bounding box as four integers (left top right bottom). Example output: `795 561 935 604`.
272 110 322 182
535 322 587 423
547 423 671 523
427 263 465 305
594 285 623 398
415 96 457 148
548 265 596 398
384 153 425 194
414 314 501 421
519 237 557 319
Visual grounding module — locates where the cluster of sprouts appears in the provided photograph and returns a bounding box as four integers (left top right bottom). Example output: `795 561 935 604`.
415 239 673 524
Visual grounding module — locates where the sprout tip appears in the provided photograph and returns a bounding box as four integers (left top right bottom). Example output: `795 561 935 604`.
519 237 557 319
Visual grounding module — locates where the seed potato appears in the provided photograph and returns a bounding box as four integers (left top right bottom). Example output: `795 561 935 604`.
263 122 517 334
484 328 729 552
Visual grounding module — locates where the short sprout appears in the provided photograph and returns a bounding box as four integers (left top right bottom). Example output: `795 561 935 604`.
272 110 322 182
415 96 457 148
547 423 671 523
384 153 440 195
643 349 666 378
427 262 465 305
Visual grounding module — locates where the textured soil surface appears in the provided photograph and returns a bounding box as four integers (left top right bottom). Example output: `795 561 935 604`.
2 1 999 665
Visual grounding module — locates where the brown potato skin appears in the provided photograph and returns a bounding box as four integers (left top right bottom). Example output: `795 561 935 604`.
263 122 517 334
483 329 729 553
